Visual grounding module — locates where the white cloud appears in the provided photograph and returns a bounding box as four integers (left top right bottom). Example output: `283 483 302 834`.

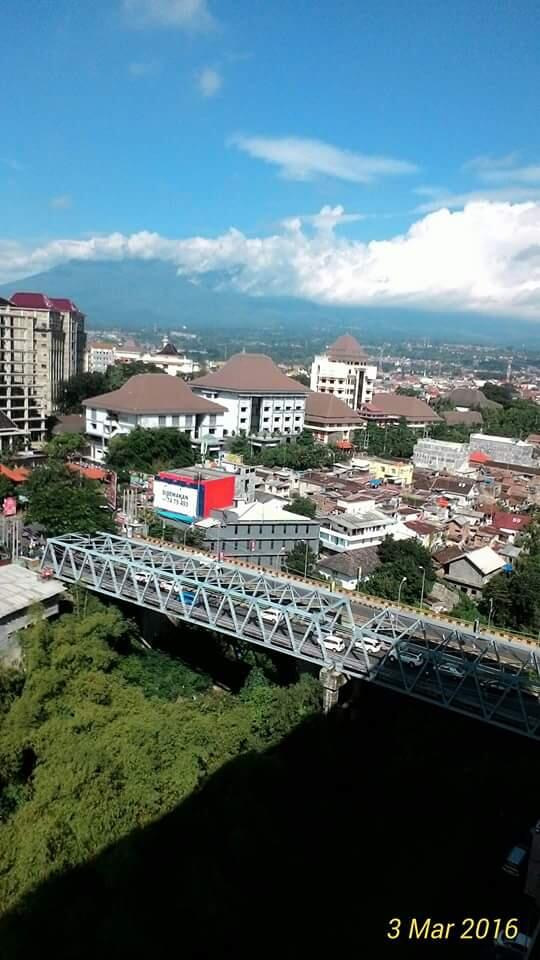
415 186 540 212
464 153 520 172
229 135 418 183
196 66 222 97
49 195 72 210
122 0 215 31
128 61 159 76
481 165 540 185
281 205 365 232
3 202 540 317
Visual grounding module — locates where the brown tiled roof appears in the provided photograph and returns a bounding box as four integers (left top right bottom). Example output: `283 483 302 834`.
327 333 368 361
52 414 86 435
83 374 226 415
192 353 310 394
443 410 483 427
318 546 381 578
368 393 442 423
0 411 19 432
433 544 465 566
444 387 501 410
305 391 363 424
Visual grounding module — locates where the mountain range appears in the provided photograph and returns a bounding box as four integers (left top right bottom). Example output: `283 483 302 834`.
0 259 537 345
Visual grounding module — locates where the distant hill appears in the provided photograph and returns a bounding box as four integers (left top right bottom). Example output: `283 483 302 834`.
0 259 537 344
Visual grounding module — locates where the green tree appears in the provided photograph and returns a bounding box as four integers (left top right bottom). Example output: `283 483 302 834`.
284 497 317 519
106 427 195 475
353 419 416 459
23 464 115 537
290 372 310 387
450 593 481 623
481 381 515 407
0 599 320 911
359 537 435 604
44 433 86 461
104 361 163 390
396 386 420 397
284 541 317 577
0 474 14 500
58 372 109 413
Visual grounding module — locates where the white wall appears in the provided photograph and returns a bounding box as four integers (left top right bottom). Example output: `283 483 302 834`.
193 390 305 437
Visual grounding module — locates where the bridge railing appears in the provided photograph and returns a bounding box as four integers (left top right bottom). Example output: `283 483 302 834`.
140 534 540 651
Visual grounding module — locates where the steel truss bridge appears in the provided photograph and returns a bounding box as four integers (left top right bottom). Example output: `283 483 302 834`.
42 532 540 739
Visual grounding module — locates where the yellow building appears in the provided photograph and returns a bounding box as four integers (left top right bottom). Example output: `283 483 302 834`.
368 458 413 486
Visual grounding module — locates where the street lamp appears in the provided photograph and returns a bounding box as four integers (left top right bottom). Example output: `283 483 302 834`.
398 576 407 604
419 566 426 609
182 522 193 548
304 541 310 578
487 596 494 628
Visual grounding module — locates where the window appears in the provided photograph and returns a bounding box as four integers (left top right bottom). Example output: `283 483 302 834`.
234 525 238 534
208 428 215 435
240 417 247 424
171 415 179 426
158 415 166 426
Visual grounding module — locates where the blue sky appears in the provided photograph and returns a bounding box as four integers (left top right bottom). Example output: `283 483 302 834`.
2 0 540 318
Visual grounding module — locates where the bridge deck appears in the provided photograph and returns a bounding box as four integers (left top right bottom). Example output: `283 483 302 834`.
42 532 540 740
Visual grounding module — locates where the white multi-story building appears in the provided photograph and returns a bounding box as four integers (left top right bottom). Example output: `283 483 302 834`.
320 503 407 552
84 336 200 378
412 438 471 474
83 373 226 463
310 334 377 411
191 353 308 438
85 341 116 374
0 291 85 442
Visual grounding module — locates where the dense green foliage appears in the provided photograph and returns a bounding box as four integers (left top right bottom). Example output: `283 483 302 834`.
284 541 317 577
0 473 14 500
450 592 482 622
246 440 347 470
0 599 320 912
360 537 435 604
106 427 195 475
479 527 540 633
22 463 115 536
44 433 86 460
58 363 164 414
395 386 420 397
483 398 540 439
284 496 317 519
353 420 416 459
481 381 515 407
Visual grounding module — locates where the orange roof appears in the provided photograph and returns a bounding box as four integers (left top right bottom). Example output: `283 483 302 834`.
335 439 353 449
469 450 490 464
0 463 30 483
67 462 108 481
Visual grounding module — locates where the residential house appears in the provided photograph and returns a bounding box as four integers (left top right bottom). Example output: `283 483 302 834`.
317 546 381 590
440 546 507 598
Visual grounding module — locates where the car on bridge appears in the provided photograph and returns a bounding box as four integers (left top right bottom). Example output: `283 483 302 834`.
437 662 466 679
388 646 424 668
354 637 382 654
323 635 346 653
177 590 196 606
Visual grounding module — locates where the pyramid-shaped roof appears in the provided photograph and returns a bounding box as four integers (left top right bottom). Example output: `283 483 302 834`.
192 354 310 395
83 374 226 415
327 333 367 361
155 340 179 357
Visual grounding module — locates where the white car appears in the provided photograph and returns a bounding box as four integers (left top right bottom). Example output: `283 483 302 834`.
323 635 345 653
389 647 424 668
438 662 465 679
354 638 382 654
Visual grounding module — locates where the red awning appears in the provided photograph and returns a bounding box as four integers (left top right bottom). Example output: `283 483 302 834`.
67 462 109 481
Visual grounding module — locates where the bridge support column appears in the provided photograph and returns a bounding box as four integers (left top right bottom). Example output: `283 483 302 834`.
319 667 348 714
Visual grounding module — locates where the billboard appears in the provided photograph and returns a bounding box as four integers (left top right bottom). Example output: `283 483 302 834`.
2 497 16 517
153 479 199 521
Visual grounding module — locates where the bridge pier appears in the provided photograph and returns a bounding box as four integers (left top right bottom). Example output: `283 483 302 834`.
319 666 348 714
